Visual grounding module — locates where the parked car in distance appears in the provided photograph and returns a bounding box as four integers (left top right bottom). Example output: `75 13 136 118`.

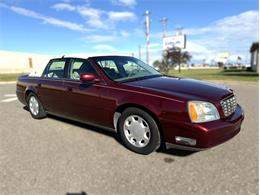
16 56 244 154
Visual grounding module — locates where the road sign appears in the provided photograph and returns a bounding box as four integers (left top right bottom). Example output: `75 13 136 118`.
163 34 186 50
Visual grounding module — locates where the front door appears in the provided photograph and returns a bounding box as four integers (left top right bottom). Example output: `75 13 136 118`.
63 59 109 126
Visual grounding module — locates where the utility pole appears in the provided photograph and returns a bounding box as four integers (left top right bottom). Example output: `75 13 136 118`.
144 10 150 64
160 17 168 69
160 17 168 38
138 45 141 60
176 27 184 73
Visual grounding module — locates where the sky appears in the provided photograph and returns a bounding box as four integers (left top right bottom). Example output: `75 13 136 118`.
0 0 259 64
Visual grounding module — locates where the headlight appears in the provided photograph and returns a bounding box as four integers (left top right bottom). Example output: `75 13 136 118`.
188 101 220 123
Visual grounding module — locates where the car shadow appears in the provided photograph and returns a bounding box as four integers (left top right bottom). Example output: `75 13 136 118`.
66 192 87 195
157 147 196 157
23 106 196 157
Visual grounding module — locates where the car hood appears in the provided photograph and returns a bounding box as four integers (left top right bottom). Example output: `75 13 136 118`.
125 76 233 102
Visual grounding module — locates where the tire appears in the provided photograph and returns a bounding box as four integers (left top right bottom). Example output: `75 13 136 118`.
27 93 46 119
118 107 161 155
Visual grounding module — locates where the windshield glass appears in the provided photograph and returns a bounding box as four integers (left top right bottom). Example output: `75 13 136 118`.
94 56 161 82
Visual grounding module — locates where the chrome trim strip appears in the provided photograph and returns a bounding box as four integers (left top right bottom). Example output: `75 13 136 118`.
175 136 197 146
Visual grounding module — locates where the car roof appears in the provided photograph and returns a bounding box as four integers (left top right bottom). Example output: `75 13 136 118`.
50 57 86 61
50 55 134 61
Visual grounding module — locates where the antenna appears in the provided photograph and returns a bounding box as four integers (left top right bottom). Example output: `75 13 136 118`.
160 17 168 38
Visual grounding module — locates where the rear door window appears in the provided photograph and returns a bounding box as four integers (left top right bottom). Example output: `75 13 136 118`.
44 60 66 79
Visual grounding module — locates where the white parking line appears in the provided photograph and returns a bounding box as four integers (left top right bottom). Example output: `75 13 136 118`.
4 94 16 97
1 97 18 103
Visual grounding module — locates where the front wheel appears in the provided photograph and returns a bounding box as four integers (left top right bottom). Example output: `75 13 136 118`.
118 108 161 155
27 93 46 119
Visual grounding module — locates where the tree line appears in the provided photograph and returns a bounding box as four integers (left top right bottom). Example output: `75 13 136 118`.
153 48 192 73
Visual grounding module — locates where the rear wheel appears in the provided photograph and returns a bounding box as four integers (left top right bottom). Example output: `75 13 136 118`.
27 93 46 119
118 108 161 155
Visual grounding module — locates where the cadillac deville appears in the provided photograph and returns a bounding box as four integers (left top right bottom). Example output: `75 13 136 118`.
16 56 244 154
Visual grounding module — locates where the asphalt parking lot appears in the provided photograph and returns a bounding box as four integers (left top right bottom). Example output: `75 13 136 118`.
0 82 258 195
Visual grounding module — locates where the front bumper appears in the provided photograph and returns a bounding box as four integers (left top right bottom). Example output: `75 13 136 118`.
164 104 244 151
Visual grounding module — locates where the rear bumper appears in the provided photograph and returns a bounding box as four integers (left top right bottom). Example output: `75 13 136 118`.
163 104 244 151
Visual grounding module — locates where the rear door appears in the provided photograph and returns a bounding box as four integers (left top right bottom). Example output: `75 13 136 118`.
37 59 68 115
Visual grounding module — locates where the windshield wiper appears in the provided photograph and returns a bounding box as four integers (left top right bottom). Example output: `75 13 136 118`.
119 74 162 83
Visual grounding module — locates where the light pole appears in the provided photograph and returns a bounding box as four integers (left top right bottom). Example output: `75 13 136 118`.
176 27 184 73
144 10 150 64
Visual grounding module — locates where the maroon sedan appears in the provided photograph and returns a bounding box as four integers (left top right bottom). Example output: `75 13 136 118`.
16 56 244 154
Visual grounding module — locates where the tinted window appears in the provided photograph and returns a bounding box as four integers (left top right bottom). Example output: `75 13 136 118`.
123 61 150 76
69 59 96 80
97 60 120 80
44 60 66 79
95 57 161 81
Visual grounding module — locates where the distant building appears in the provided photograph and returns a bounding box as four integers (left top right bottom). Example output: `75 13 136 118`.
250 42 259 73
0 50 53 74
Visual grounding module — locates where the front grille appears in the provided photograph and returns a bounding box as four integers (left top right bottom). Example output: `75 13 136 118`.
220 95 237 117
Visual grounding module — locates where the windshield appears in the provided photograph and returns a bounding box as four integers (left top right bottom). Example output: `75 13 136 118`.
94 56 161 82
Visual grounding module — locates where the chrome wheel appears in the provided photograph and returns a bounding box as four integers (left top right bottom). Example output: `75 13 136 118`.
29 96 39 116
123 115 151 148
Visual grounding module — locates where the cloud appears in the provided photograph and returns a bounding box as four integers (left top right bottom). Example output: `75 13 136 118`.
52 3 105 28
3 5 89 32
185 10 259 50
51 3 76 11
93 44 118 52
83 34 117 43
119 30 130 38
185 11 258 58
10 6 41 18
186 11 258 38
151 10 259 63
184 41 212 54
111 0 136 7
77 6 106 29
51 3 137 29
83 29 136 44
108 11 136 22
149 43 161 48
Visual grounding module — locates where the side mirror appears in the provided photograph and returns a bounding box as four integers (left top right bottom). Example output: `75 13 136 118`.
80 73 100 83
